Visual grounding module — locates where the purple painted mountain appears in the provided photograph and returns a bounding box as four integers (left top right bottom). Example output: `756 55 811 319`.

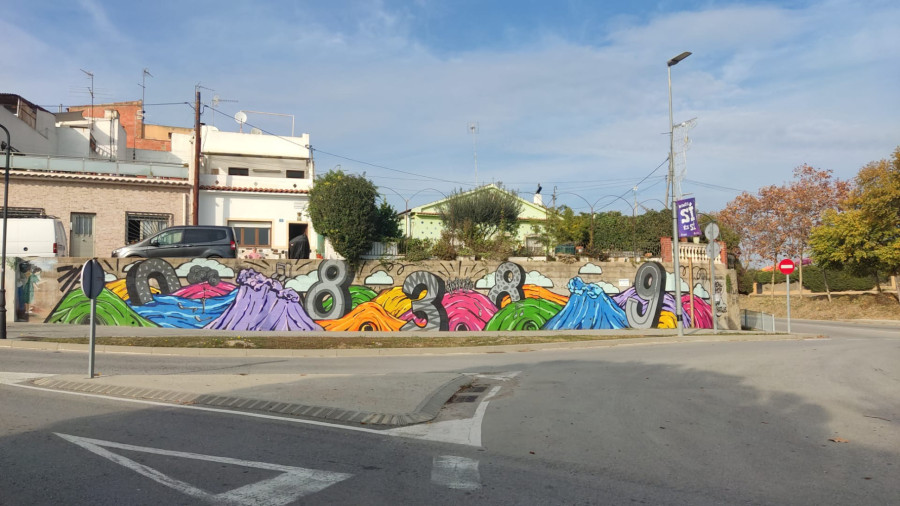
206 268 322 331
612 287 694 328
544 277 628 330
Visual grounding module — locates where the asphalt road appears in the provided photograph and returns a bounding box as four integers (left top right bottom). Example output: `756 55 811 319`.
1 322 897 504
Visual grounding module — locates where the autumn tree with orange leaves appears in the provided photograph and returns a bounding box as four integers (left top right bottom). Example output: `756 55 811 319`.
720 165 848 295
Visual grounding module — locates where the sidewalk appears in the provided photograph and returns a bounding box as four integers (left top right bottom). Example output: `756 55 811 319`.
1 322 810 428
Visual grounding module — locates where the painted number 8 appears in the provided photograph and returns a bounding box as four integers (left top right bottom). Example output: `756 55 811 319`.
401 271 449 331
626 261 666 329
304 260 353 320
488 262 526 307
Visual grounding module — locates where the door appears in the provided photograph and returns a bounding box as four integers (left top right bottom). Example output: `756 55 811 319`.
70 213 94 257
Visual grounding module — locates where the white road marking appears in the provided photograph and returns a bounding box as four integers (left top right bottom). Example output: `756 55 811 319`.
55 433 352 505
431 455 481 490
474 371 521 381
384 385 502 447
0 372 54 384
6 371 513 448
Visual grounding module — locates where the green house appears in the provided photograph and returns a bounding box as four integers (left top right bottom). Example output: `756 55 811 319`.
402 184 548 253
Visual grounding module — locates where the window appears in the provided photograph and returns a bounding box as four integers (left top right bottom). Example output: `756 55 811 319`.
156 229 183 245
126 212 172 244
286 170 306 179
228 221 271 247
183 228 226 243
525 236 543 255
228 167 249 176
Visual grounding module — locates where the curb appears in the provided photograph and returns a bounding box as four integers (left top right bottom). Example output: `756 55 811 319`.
28 374 473 427
0 332 811 357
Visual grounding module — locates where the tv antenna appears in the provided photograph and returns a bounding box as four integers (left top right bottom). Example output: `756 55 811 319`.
468 121 479 186
211 94 237 127
80 69 95 134
672 117 697 200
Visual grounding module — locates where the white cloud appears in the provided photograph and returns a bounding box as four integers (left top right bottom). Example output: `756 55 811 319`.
104 273 117 282
693 283 710 299
665 271 690 293
364 270 394 285
524 270 553 288
475 272 495 289
285 271 318 293
597 281 620 294
3 1 897 216
174 259 235 278
578 263 603 275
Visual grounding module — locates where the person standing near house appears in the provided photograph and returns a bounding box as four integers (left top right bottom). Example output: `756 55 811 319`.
289 234 310 259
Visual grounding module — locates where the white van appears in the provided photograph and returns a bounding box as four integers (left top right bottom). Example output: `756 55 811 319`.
0 218 68 257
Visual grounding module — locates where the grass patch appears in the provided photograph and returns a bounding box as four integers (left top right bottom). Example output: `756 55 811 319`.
20 333 653 349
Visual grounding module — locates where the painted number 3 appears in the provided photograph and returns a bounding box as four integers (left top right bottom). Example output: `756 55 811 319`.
625 261 666 329
401 271 449 331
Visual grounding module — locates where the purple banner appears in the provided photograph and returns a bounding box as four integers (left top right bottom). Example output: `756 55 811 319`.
677 198 700 237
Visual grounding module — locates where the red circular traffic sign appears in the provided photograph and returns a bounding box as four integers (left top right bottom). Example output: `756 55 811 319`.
777 258 796 275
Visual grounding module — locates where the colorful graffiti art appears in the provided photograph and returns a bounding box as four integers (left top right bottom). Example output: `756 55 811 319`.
45 258 718 331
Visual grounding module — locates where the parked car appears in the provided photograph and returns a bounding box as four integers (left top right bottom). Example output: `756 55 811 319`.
0 217 68 257
112 226 237 258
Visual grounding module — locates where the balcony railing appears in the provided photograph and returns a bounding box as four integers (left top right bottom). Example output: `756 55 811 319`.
679 241 724 264
10 152 189 179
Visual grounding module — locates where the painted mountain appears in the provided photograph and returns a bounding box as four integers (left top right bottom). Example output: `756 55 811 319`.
46 288 157 327
206 268 322 331
612 288 712 328
544 277 628 330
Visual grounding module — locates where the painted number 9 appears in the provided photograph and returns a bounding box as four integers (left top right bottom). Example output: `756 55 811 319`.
401 271 449 331
304 260 353 320
626 261 666 329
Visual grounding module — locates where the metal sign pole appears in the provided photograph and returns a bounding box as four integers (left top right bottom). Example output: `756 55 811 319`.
786 273 791 334
81 258 105 379
88 297 97 378
710 256 718 334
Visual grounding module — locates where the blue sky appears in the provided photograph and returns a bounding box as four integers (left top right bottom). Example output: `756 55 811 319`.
2 0 898 215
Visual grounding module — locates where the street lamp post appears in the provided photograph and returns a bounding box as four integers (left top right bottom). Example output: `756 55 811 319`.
0 124 11 339
667 51 691 336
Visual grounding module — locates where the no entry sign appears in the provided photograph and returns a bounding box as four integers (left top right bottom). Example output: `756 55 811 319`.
778 258 796 275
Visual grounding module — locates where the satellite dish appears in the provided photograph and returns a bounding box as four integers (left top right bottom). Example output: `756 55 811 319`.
234 111 247 124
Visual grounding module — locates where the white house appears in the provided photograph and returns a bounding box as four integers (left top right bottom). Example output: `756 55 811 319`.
171 125 319 258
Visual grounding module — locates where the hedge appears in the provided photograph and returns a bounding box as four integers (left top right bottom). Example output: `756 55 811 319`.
750 266 876 292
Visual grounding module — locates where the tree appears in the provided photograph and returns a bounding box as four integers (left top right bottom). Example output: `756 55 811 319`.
545 205 588 248
308 170 379 267
633 209 671 258
721 185 792 294
437 185 523 252
720 165 849 296
373 199 402 243
810 147 900 302
782 165 850 295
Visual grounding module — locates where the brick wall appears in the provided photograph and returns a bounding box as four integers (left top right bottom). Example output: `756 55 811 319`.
3 176 189 256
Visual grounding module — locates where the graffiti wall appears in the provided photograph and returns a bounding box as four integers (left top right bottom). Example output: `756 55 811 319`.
11 257 737 331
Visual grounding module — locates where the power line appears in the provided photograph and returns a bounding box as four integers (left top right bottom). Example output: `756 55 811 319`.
205 106 475 187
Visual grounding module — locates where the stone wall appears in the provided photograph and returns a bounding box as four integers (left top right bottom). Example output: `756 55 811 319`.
9 256 739 331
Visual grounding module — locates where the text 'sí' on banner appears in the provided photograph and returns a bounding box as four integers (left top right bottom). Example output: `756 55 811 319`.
677 198 700 237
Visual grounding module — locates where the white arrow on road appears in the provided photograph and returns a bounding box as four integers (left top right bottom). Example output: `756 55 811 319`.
55 433 352 505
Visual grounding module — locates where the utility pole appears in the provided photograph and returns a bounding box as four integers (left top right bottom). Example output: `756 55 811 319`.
468 122 479 186
193 89 201 225
135 68 152 160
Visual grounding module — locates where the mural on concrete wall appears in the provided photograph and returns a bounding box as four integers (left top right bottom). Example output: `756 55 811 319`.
40 257 718 331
